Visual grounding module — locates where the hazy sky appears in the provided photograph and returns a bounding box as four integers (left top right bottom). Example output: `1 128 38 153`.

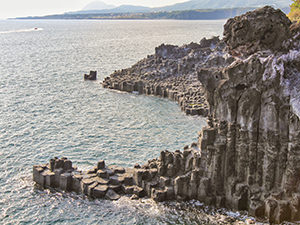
0 0 188 19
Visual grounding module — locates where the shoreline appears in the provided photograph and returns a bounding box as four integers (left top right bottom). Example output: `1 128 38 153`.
33 156 260 224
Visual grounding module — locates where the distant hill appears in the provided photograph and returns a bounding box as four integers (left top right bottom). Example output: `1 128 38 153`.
71 0 291 15
154 0 290 12
68 5 151 15
65 0 291 15
83 1 115 11
17 8 260 20
15 0 291 20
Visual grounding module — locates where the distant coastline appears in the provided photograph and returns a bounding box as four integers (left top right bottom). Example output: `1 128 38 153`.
14 7 289 20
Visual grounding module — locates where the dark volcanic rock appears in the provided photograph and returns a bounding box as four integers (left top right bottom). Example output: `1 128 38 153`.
223 6 292 55
102 36 231 117
84 71 97 80
196 7 300 224
105 189 120 200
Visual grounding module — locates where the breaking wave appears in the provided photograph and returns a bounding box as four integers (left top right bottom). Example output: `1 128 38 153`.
0 27 43 34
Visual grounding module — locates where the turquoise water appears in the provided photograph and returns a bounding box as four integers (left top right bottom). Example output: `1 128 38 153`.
0 19 235 224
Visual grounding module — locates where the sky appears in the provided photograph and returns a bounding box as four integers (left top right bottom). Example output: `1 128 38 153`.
0 0 188 19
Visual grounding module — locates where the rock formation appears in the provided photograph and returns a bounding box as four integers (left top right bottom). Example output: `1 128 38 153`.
33 157 142 201
84 71 97 80
223 6 291 55
102 36 234 116
195 6 300 224
34 6 300 224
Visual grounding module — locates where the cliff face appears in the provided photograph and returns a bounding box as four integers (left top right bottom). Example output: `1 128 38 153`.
102 6 300 223
198 6 300 223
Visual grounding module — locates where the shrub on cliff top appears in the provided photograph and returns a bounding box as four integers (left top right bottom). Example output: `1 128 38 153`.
288 0 300 21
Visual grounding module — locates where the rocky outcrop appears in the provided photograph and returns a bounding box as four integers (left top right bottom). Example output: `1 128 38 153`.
33 157 139 201
34 6 300 224
33 145 205 203
84 71 97 80
223 6 292 56
196 6 300 224
102 36 233 117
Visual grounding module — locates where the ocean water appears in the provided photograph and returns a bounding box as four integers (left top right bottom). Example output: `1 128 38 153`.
0 19 245 224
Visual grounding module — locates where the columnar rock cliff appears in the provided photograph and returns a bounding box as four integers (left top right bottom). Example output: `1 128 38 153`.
102 36 234 117
197 6 300 223
33 6 300 224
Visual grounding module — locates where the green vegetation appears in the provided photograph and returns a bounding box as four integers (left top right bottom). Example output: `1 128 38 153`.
17 8 256 20
288 0 300 21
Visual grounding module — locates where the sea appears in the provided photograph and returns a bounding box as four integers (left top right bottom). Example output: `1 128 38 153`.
0 19 248 224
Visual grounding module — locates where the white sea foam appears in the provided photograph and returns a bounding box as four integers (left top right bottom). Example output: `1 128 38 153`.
0 27 43 34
